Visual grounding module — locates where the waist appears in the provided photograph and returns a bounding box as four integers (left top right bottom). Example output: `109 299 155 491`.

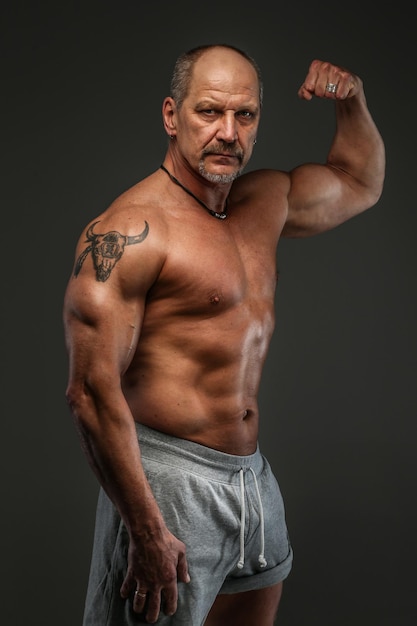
135 422 265 481
134 404 259 455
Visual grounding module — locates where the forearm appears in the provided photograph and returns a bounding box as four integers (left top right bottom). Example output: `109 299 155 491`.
72 396 165 538
327 89 385 203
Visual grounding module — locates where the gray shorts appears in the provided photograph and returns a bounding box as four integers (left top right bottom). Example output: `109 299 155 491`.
83 424 293 625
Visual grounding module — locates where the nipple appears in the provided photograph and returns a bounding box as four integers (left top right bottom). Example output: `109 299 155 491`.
209 293 221 304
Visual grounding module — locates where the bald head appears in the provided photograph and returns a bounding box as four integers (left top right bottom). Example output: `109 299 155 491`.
170 44 263 110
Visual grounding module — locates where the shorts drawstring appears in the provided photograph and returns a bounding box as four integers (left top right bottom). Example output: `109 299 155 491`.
237 469 246 569
237 467 268 570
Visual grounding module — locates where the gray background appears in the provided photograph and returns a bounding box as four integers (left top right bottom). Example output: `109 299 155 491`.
3 1 416 625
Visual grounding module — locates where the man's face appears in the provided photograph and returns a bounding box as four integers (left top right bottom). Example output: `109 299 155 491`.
174 49 260 183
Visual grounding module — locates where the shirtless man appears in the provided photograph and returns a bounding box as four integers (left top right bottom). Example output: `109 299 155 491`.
63 44 385 625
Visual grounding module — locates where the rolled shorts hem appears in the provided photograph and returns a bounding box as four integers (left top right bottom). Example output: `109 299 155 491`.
219 546 293 594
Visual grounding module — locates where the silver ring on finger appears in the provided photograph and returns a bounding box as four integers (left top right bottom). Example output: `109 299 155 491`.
135 590 147 598
325 82 337 94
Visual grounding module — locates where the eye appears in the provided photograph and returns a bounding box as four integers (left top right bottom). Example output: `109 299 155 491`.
237 110 254 120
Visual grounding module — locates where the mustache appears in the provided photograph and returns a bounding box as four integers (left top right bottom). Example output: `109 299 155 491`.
202 142 244 161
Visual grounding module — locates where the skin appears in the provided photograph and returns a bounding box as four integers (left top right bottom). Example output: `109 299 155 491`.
64 46 385 625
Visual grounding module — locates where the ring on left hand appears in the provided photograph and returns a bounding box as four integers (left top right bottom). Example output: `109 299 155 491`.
325 82 337 94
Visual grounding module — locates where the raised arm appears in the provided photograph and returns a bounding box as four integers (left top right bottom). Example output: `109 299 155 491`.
283 59 385 237
63 213 189 622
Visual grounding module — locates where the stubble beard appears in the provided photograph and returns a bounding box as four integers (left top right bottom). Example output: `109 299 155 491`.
199 165 242 184
199 144 245 184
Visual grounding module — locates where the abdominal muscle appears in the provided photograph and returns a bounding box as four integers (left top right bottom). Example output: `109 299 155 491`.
122 308 274 456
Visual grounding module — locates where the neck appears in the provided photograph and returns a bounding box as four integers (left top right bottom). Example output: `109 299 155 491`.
160 164 228 220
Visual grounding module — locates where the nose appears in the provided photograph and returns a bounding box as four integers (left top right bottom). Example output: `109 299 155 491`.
216 113 238 144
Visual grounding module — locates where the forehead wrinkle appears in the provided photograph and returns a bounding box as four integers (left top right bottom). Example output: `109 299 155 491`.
196 89 258 113
190 78 259 109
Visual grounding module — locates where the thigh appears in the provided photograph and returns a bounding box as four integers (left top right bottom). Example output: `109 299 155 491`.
204 582 283 626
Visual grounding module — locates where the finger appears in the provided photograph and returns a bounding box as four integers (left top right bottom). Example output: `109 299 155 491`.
333 74 356 99
312 61 340 98
299 60 357 101
160 582 178 617
120 571 134 599
298 60 320 100
133 588 148 614
299 58 322 97
297 84 314 100
315 60 355 100
177 552 191 584
145 590 163 624
323 75 340 99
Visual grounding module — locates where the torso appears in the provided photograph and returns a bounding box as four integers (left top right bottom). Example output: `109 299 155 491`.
120 169 289 454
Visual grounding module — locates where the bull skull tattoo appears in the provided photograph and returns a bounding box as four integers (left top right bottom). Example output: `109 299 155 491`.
74 220 149 282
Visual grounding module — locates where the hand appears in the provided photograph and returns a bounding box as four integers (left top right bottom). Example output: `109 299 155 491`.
298 59 360 101
120 527 190 624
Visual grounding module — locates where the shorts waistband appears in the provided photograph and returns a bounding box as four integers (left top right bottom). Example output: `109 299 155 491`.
135 422 264 483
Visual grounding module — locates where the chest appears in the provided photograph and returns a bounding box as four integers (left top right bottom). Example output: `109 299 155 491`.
152 217 279 316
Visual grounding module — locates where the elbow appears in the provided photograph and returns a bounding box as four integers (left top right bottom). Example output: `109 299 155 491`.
374 178 385 205
65 373 121 431
65 382 100 445
363 177 385 211
65 379 91 424
65 384 83 426
365 152 386 208
352 163 385 215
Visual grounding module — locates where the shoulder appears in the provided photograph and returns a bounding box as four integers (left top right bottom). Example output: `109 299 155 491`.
100 172 170 238
79 171 171 251
72 173 169 287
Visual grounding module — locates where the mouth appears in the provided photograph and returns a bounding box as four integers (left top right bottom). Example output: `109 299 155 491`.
213 153 238 160
204 152 242 164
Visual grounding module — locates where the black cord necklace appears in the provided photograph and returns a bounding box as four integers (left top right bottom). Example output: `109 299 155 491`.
160 164 228 220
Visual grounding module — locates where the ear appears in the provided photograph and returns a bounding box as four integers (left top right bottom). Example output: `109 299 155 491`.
162 97 177 138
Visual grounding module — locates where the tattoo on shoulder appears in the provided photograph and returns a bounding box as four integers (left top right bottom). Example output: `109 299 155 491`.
73 220 149 282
